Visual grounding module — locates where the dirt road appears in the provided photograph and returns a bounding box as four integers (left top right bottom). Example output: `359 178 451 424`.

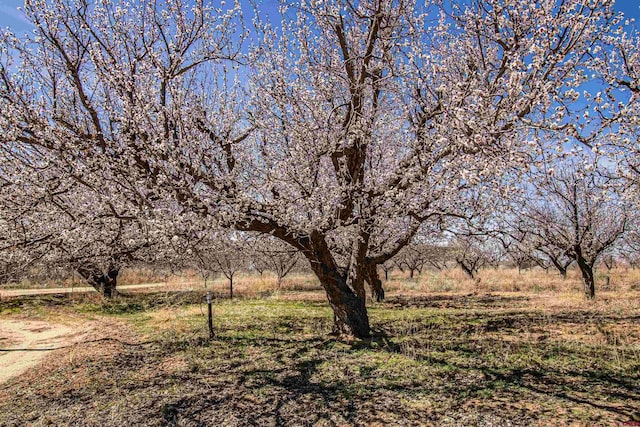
0 282 173 298
0 319 86 385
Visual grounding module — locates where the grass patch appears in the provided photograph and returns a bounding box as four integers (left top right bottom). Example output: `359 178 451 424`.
1 292 639 426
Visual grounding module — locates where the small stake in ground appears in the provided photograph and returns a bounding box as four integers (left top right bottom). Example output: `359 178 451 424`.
206 290 214 338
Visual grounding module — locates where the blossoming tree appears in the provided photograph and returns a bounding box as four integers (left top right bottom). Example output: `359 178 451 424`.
0 0 625 336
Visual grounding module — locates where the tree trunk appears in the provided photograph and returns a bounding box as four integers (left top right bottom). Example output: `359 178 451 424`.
384 269 388 281
364 262 384 302
575 257 595 299
103 268 118 298
304 239 371 338
550 258 568 279
313 267 370 336
229 276 234 300
239 222 372 338
457 260 475 280
559 268 567 279
409 268 415 279
77 264 119 298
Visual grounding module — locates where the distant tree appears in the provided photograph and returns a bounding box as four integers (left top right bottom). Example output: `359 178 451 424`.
534 243 574 279
193 232 250 300
451 236 487 282
506 247 534 273
520 162 628 298
395 244 427 279
482 238 508 270
422 245 452 271
600 253 616 290
253 237 301 288
494 227 534 273
380 260 394 282
494 213 572 277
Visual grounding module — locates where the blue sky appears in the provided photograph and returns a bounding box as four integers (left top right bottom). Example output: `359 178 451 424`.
617 0 640 23
0 0 31 34
1 0 639 34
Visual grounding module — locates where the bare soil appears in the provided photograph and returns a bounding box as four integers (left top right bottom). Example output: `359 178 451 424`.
0 319 87 384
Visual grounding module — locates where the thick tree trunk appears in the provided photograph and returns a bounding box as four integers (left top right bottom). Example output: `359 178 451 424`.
575 257 595 299
77 264 119 298
229 276 234 300
304 237 371 338
409 269 415 279
239 223 371 338
313 268 370 336
103 268 118 298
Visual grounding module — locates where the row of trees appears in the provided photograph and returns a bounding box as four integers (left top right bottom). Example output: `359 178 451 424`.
171 233 303 300
4 184 631 298
2 154 635 300
375 157 635 297
1 0 639 337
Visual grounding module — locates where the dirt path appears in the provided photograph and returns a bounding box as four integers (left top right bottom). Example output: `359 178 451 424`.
0 319 86 384
0 282 175 298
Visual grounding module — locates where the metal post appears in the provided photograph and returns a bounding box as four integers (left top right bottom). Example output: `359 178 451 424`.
206 290 214 338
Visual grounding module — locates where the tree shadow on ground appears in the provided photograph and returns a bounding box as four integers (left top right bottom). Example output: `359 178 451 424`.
366 303 640 423
383 294 532 310
102 308 640 425
1 295 639 426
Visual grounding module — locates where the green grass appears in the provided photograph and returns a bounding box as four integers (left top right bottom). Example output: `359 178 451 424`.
1 292 639 426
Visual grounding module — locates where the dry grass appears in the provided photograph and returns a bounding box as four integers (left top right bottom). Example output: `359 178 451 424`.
123 265 640 302
133 265 640 299
383 266 640 295
1 282 639 426
1 267 639 425
5 263 639 302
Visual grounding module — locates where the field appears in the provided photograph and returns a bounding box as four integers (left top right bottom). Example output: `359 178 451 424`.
1 268 640 426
